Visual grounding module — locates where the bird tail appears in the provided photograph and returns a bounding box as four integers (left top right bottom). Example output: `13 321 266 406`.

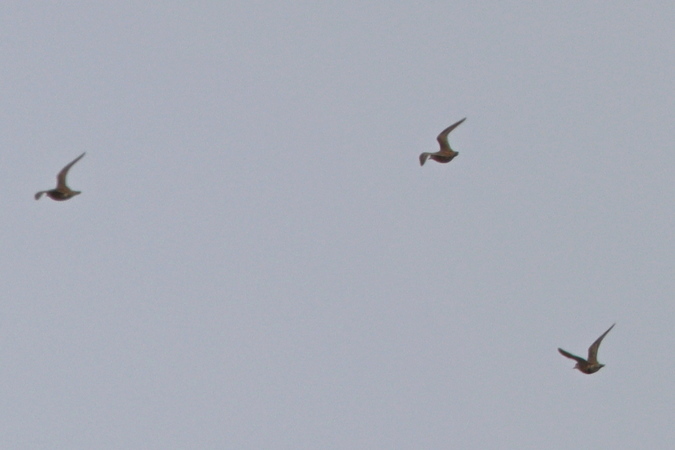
419 153 429 166
35 191 45 200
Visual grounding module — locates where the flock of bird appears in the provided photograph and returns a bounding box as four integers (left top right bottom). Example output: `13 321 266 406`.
34 118 615 375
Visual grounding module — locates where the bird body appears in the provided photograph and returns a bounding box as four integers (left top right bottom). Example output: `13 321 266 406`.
35 153 86 201
558 323 615 374
419 118 466 166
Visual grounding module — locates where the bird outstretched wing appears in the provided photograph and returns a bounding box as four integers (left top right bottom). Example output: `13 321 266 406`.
56 152 86 189
587 323 615 364
436 118 466 151
558 348 587 364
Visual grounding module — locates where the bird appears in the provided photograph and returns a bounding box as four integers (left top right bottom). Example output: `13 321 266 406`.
35 152 86 201
558 323 615 374
419 118 466 166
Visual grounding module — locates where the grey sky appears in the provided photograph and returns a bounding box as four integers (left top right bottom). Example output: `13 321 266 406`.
2 2 673 448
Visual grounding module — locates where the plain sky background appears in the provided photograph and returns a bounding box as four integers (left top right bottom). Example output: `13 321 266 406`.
1 2 673 449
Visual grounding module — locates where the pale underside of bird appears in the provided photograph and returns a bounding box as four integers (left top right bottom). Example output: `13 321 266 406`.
558 323 615 374
35 152 86 201
419 117 466 166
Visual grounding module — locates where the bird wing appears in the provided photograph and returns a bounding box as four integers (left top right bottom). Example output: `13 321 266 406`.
587 323 615 364
436 118 466 151
558 348 587 364
56 152 86 189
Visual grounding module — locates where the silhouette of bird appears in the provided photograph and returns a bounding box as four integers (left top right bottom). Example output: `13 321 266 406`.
35 152 86 201
558 323 615 374
419 118 466 166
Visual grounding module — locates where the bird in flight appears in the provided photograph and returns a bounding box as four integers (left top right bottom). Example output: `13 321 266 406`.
35 152 86 201
558 323 615 374
419 118 466 166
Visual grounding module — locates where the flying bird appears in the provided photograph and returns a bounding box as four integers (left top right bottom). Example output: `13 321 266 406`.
558 323 615 374
35 152 86 201
419 118 466 166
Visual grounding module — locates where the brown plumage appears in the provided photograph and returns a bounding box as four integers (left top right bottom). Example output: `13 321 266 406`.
35 152 86 201
419 118 466 166
558 323 615 374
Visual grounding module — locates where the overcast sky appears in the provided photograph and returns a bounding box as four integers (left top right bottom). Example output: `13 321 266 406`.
2 2 673 448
